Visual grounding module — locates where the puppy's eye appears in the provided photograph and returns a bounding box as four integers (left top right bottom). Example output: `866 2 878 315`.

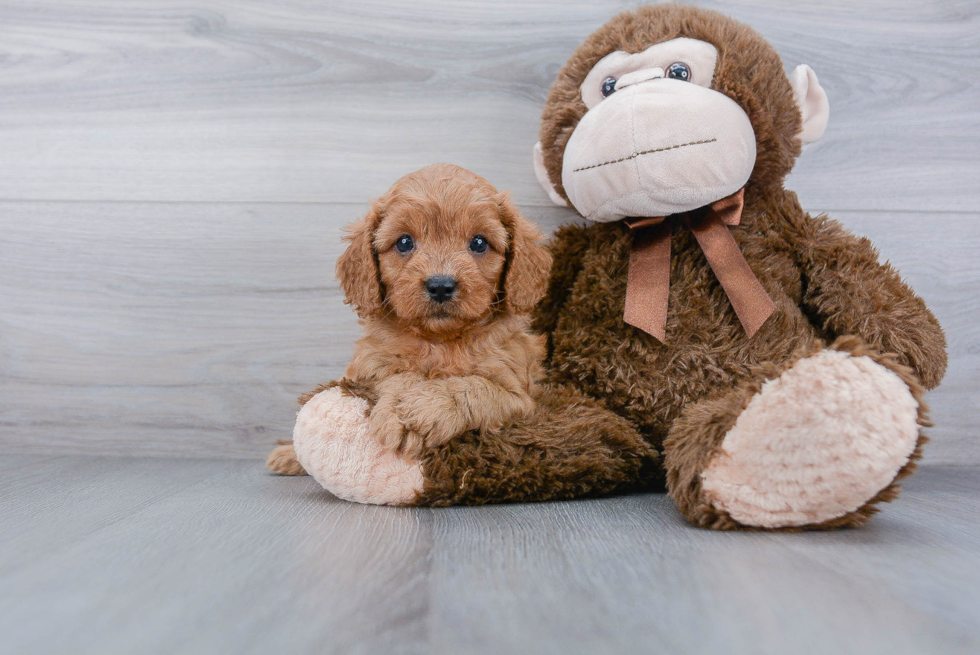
601 76 617 98
469 235 489 254
666 62 691 82
394 235 414 254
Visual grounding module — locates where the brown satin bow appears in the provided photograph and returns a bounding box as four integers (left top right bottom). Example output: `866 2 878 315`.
623 188 775 342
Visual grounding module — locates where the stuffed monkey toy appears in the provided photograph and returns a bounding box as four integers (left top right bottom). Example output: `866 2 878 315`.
529 4 946 529
285 4 946 530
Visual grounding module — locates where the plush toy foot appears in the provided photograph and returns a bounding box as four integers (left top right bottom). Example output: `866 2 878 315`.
292 387 424 505
700 349 921 528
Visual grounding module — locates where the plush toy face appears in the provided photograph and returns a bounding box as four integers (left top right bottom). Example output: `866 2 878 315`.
533 5 830 219
563 37 756 220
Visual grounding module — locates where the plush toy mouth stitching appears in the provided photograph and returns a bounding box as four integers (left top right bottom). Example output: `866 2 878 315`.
573 138 717 172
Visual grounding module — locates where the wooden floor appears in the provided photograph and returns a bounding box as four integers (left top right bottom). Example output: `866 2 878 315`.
0 456 977 654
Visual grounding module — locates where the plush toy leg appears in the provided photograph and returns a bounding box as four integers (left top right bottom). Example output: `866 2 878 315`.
292 382 660 507
292 386 425 506
664 338 929 530
418 385 663 505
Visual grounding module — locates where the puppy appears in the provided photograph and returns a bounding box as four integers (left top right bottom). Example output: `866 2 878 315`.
267 164 552 474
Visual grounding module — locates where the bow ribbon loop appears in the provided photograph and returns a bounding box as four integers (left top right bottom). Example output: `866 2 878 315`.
622 188 775 342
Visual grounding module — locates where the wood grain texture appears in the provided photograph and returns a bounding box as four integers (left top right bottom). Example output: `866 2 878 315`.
1 201 976 462
0 0 977 462
0 456 977 654
0 0 976 210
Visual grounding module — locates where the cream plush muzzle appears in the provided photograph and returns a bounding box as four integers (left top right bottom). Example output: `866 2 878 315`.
533 37 829 219
561 75 756 222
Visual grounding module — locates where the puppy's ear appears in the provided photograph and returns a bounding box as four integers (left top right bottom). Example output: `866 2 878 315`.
497 192 553 314
336 201 385 317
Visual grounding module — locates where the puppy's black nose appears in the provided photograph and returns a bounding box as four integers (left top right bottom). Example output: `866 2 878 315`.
425 276 457 303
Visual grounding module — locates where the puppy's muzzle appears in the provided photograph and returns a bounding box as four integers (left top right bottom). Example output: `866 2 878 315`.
425 276 457 303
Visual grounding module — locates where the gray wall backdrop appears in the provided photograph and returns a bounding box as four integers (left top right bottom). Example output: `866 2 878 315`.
1 0 977 463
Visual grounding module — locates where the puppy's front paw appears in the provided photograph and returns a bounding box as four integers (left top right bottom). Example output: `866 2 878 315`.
395 390 463 448
367 401 408 453
396 430 428 459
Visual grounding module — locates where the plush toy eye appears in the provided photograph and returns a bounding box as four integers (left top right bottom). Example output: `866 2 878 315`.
395 234 415 254
667 62 691 82
469 235 489 254
600 76 618 98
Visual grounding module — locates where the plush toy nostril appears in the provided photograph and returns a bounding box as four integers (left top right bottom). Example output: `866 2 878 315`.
425 276 457 303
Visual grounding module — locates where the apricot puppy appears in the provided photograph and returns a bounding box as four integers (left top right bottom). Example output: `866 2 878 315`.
267 164 552 472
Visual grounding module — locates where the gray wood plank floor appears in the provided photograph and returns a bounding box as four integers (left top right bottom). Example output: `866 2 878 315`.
0 456 977 655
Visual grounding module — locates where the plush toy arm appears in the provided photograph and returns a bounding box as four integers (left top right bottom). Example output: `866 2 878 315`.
532 222 591 358
794 213 947 389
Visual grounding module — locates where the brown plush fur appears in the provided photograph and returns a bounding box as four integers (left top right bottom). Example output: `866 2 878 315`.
267 164 553 472
528 5 947 528
535 193 947 449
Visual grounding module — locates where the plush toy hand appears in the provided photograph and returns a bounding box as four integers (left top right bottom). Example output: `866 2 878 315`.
291 386 425 506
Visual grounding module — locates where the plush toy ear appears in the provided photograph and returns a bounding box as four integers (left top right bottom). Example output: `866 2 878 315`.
533 141 569 207
790 64 830 144
335 202 385 318
497 192 553 314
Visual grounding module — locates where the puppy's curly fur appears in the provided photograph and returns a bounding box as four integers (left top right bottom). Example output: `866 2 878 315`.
267 164 552 474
